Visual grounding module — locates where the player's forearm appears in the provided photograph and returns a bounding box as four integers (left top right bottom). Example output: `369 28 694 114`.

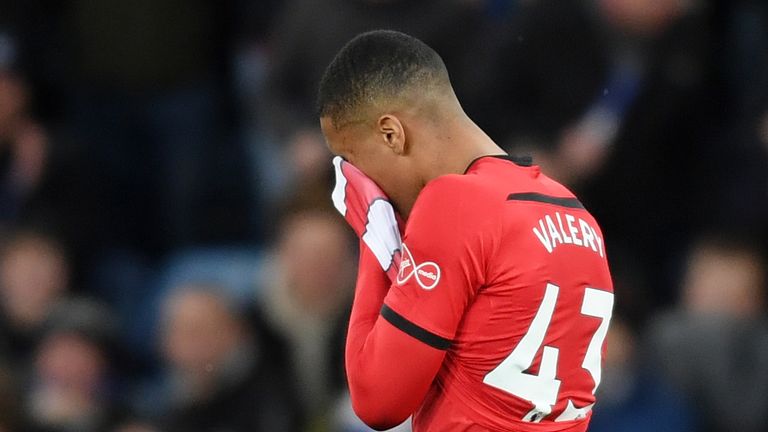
346 245 408 428
346 321 413 429
346 244 399 427
346 244 445 429
347 315 446 430
346 242 391 340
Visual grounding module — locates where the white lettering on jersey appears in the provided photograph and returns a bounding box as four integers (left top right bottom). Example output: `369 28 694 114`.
533 212 604 257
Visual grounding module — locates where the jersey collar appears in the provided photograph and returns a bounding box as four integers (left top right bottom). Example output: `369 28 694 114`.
463 154 533 174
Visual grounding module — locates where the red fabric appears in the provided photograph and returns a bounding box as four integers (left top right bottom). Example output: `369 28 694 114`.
333 157 393 236
335 156 441 428
345 243 446 430
333 156 403 281
338 156 613 432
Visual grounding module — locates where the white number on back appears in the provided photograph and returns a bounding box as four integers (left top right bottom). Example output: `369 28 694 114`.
482 283 613 422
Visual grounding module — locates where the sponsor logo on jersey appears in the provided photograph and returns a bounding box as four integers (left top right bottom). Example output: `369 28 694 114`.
396 243 441 290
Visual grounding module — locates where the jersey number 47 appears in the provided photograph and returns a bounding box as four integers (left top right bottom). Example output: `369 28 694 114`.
483 282 614 423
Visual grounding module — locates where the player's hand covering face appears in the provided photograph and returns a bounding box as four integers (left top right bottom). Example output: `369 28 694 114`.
330 154 448 430
332 156 403 281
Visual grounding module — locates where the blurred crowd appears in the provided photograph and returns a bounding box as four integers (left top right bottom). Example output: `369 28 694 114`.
0 0 766 431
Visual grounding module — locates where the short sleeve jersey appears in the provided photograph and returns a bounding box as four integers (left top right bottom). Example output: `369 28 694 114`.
381 155 614 432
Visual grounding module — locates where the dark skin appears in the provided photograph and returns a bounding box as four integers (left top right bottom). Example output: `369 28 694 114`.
320 86 505 218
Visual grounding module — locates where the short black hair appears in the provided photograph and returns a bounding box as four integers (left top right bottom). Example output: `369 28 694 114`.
317 30 450 128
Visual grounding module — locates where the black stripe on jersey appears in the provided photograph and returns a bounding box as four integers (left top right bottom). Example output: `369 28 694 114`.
464 154 533 174
380 304 452 350
507 192 585 209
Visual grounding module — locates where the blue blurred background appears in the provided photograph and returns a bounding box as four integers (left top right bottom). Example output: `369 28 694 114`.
0 0 766 431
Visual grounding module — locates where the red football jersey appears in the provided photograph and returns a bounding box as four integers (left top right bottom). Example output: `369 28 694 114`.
382 155 614 431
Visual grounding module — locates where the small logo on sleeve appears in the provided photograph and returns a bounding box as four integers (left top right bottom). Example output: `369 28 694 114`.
396 243 441 290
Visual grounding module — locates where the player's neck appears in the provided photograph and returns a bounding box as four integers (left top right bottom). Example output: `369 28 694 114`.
421 114 506 183
395 111 505 220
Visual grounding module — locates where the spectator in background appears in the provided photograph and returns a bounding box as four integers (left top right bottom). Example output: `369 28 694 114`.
269 128 336 215
589 316 697 432
158 284 301 432
647 234 768 432
679 236 765 316
0 229 69 368
25 298 125 432
0 19 103 275
0 34 48 226
478 0 715 308
255 208 354 430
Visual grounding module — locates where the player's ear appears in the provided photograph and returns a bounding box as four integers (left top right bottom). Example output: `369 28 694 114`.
377 114 406 155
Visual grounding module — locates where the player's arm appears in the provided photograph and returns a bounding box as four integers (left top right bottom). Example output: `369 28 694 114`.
345 243 447 430
345 178 491 430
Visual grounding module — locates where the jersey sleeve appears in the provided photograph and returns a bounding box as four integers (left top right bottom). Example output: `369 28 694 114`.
382 176 496 347
345 241 448 429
